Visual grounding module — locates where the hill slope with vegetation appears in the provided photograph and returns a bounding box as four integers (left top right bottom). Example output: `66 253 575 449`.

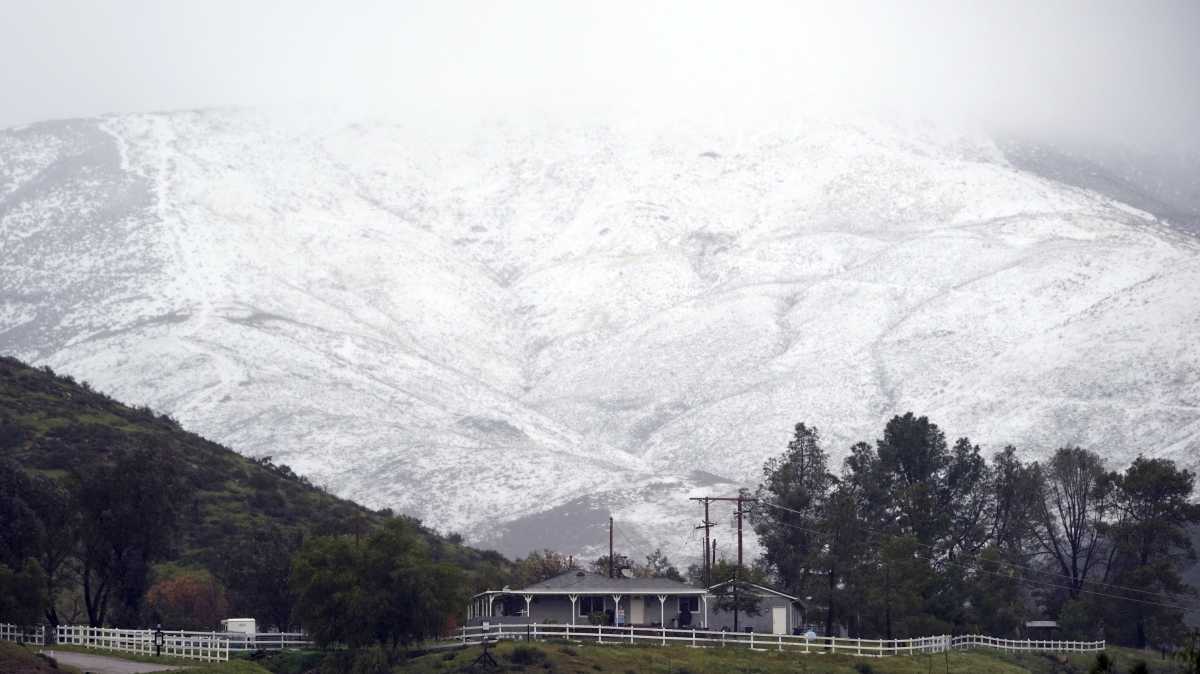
0 356 509 630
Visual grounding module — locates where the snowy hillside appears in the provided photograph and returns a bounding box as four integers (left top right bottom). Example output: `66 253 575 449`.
2 110 1198 559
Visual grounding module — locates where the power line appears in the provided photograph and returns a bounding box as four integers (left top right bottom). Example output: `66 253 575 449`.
758 511 1200 614
758 499 1199 606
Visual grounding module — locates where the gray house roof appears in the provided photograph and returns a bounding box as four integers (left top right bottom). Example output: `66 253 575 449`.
474 571 706 598
707 579 804 604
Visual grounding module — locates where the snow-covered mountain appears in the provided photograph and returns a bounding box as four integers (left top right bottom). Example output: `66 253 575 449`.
3 109 1198 560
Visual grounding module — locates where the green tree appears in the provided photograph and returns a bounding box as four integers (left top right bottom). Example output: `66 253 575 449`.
638 549 683 581
290 536 365 646
869 414 992 556
0 461 76 627
588 554 633 577
860 536 943 638
210 526 300 630
835 415 993 637
811 480 870 637
1102 456 1200 648
512 549 575 587
290 518 465 659
75 446 189 626
0 460 47 571
962 547 1026 637
752 423 834 598
989 446 1039 556
942 437 993 560
708 558 769 618
0 558 48 625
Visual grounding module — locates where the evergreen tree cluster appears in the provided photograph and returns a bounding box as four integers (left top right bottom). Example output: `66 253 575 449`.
751 414 1200 647
0 356 510 632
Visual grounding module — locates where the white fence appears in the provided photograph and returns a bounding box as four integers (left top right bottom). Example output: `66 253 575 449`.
456 623 1105 657
950 634 1106 653
55 625 230 662
222 631 312 652
0 623 44 646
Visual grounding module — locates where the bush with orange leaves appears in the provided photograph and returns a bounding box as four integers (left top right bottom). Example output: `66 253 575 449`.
145 568 230 631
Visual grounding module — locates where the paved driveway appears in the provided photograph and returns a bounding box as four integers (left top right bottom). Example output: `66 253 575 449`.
40 650 184 674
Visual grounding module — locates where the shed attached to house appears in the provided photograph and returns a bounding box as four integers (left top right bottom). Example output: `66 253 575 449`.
705 580 807 635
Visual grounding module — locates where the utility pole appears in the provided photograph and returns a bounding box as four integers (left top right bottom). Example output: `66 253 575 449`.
691 495 756 631
608 517 614 578
690 497 716 587
735 496 749 632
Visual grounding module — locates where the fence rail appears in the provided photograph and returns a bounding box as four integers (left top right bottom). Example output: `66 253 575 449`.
55 625 230 662
950 634 1106 653
455 623 1105 657
164 630 312 652
0 624 44 646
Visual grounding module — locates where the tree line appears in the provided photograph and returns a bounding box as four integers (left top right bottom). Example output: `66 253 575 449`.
749 413 1200 648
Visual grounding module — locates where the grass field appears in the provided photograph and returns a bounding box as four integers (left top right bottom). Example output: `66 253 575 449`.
17 640 1185 674
396 640 1188 674
0 642 81 674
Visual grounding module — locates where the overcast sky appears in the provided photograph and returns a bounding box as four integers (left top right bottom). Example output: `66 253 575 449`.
2 0 1198 152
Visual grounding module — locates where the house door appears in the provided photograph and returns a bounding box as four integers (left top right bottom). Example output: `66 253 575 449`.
771 606 788 635
630 596 644 624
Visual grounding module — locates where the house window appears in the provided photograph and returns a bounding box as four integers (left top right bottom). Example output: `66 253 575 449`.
678 597 699 612
579 596 606 616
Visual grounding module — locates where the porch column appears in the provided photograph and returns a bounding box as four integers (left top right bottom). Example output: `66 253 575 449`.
568 595 578 626
701 595 708 629
523 594 533 622
488 595 495 617
657 595 667 627
611 594 623 626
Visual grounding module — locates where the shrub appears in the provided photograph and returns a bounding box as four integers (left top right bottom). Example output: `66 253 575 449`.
510 644 545 665
348 646 389 674
1090 652 1114 674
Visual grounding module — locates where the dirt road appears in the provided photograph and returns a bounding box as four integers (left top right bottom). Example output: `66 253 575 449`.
40 649 185 674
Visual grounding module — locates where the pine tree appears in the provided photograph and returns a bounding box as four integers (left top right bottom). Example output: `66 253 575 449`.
752 423 834 598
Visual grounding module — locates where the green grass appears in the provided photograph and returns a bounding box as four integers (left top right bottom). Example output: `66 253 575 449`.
39 644 274 674
169 661 272 674
396 641 1188 674
0 642 82 674
995 645 1183 674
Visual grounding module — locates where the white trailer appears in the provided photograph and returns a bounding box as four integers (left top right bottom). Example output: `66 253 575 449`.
220 618 257 635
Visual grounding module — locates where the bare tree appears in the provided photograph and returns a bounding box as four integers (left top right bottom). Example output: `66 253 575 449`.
1030 447 1112 597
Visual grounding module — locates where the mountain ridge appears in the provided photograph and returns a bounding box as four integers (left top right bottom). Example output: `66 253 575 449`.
2 109 1198 557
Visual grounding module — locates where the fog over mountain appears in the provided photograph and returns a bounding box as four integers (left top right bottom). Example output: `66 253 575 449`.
2 110 1198 559
2 1 1199 559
